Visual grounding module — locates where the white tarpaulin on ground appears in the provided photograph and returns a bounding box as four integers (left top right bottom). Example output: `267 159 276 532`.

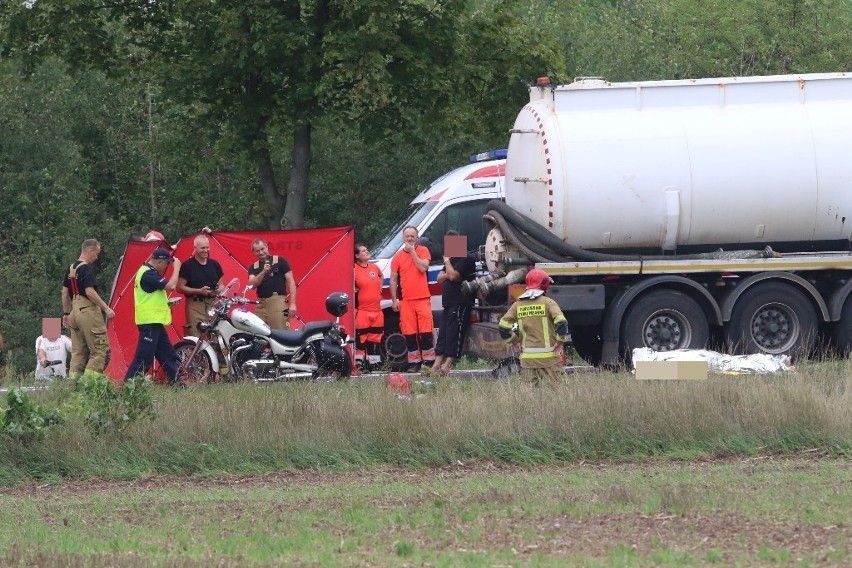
632 348 793 374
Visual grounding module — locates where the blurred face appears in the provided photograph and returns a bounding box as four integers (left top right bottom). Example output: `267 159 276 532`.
252 241 269 261
403 228 418 246
150 258 170 274
193 237 210 261
356 246 371 263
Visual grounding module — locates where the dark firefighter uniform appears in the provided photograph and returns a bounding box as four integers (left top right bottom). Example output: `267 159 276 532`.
64 261 109 375
248 255 293 330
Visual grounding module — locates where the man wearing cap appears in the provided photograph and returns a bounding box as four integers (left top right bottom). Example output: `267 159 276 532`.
124 247 183 385
61 238 116 378
498 268 568 386
178 234 225 335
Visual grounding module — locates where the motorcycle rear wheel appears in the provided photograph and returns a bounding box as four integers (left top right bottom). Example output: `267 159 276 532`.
307 339 349 381
174 341 214 385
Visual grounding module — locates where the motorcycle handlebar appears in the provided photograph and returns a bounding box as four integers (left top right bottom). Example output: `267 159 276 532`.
223 297 259 306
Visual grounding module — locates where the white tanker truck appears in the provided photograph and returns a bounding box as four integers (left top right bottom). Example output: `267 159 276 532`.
466 72 852 365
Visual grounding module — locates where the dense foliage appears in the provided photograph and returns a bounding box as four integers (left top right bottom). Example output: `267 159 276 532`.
1 0 851 369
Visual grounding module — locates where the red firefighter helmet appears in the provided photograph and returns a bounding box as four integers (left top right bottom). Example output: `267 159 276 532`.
525 268 553 291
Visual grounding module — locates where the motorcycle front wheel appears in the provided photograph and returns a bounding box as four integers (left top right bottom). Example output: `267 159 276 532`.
174 340 214 385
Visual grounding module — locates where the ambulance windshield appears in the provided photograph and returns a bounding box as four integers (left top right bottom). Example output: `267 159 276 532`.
372 201 438 259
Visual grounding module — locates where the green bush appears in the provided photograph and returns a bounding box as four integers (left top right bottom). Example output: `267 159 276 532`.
69 374 156 435
1 388 62 442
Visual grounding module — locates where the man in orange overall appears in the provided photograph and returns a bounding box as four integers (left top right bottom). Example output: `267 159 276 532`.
390 226 434 372
354 243 384 368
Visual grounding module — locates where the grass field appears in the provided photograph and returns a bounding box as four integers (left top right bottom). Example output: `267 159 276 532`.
1 361 851 565
1 456 850 566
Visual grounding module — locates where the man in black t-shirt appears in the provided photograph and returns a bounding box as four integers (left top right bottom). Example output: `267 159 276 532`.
61 238 115 377
430 233 476 375
247 238 297 329
178 234 224 335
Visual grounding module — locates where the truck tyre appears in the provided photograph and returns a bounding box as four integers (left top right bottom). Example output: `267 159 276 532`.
832 297 852 355
620 290 710 358
725 282 817 358
569 326 602 366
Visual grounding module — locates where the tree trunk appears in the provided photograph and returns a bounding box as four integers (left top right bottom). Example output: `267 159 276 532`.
282 123 312 229
257 143 285 230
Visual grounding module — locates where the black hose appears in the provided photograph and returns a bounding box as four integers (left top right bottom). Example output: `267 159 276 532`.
485 199 771 262
484 211 558 263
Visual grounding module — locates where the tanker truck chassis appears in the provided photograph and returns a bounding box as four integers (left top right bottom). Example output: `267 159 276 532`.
465 248 852 366
547 252 852 365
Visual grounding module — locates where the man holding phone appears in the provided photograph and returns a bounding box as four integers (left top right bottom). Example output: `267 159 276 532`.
247 238 297 329
177 233 225 335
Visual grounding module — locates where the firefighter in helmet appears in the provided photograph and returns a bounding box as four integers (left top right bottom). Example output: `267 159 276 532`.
498 268 568 386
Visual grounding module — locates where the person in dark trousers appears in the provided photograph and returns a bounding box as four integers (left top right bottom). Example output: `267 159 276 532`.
124 248 183 385
430 232 476 375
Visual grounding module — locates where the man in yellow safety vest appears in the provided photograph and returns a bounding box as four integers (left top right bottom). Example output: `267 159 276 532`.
124 248 183 385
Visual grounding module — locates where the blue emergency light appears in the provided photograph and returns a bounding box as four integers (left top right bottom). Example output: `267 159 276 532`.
469 149 507 163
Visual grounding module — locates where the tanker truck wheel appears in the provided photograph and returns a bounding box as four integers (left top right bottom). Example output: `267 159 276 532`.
725 282 817 358
569 326 602 366
620 290 709 358
831 296 852 356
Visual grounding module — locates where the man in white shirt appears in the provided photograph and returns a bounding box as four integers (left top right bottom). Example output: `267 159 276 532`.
35 318 72 381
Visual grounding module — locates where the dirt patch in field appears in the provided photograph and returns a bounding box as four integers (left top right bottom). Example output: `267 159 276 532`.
0 453 831 496
3 456 850 565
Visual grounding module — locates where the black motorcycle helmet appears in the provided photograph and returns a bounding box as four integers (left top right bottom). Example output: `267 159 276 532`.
325 292 350 317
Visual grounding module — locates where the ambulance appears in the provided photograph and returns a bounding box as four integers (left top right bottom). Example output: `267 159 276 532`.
368 149 506 366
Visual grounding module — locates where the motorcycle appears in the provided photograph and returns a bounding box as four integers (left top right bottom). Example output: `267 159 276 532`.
174 282 353 384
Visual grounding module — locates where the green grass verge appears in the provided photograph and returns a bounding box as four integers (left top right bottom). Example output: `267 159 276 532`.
1 362 851 483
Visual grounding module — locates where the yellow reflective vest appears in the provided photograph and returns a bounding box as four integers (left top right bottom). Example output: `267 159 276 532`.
134 265 171 325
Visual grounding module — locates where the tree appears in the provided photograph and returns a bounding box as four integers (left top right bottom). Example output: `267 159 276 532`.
2 0 483 229
549 0 852 81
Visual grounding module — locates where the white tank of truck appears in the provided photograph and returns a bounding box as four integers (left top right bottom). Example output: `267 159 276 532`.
506 73 852 253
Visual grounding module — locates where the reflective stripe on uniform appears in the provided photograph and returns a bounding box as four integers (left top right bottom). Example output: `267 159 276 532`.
520 351 559 360
522 346 555 353
134 265 171 325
